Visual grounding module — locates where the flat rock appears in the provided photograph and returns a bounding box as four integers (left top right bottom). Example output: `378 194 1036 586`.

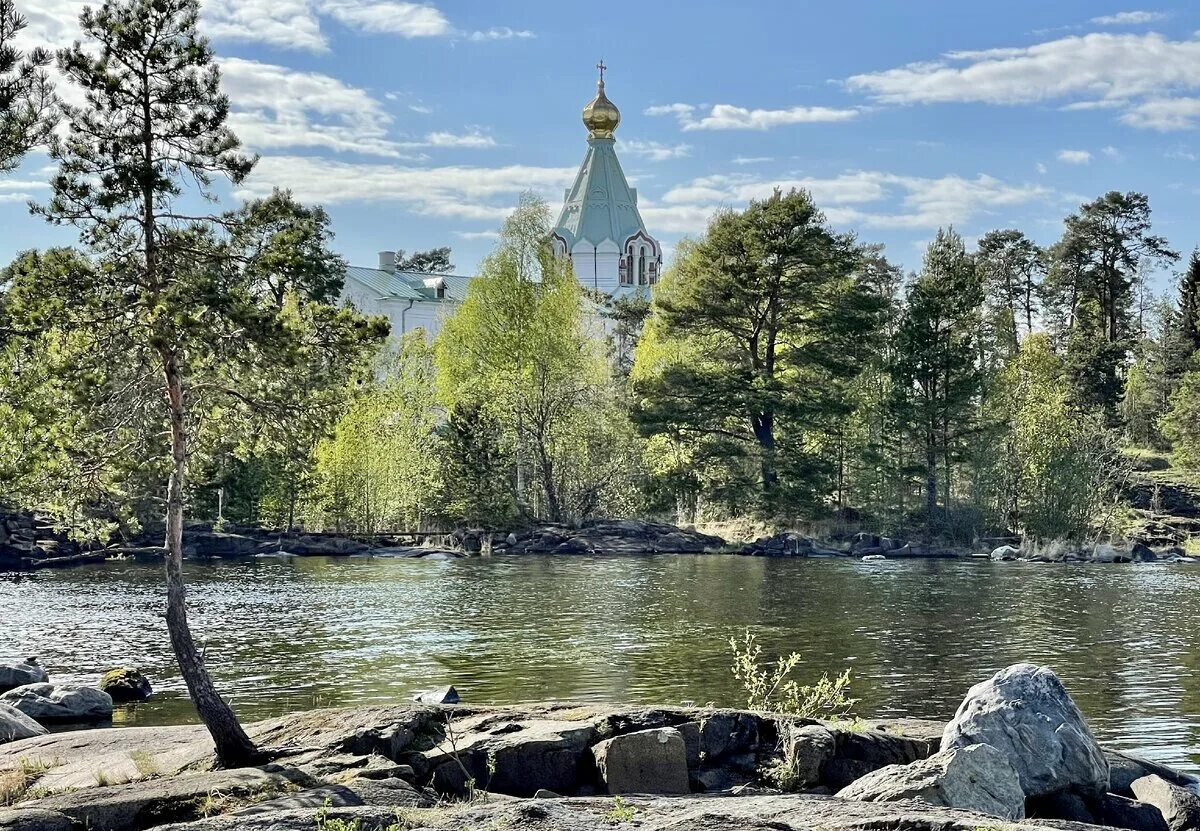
0 704 46 745
838 742 1026 821
941 663 1109 798
0 684 113 724
15 766 307 830
591 728 689 795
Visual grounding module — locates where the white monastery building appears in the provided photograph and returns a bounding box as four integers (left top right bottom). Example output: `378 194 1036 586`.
341 64 660 340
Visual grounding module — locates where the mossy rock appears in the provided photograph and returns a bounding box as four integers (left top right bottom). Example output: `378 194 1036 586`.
99 667 153 703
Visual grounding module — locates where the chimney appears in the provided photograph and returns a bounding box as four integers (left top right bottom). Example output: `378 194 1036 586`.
378 250 396 273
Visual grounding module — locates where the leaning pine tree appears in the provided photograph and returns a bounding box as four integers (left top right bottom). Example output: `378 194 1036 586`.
38 0 260 765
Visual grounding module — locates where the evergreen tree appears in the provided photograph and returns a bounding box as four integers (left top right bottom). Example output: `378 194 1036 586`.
0 0 53 172
26 0 382 765
632 189 885 518
976 229 1045 358
1178 250 1200 358
396 246 454 274
1044 192 1177 416
890 228 985 534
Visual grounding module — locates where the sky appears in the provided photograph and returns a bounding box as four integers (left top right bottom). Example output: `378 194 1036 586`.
5 0 1200 286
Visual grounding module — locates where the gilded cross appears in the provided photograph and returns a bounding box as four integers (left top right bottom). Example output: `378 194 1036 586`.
596 60 606 83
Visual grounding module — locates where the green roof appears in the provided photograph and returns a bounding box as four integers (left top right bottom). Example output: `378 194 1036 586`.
344 266 471 302
553 136 652 251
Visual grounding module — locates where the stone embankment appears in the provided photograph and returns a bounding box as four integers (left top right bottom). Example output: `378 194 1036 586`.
1 663 1197 831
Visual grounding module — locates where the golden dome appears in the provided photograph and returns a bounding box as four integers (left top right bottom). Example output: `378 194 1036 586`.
582 68 620 139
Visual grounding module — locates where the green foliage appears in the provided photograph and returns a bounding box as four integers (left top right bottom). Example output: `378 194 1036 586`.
1162 370 1200 471
0 0 54 173
396 246 454 274
728 629 856 719
312 334 440 532
632 189 885 520
436 193 641 523
604 796 637 824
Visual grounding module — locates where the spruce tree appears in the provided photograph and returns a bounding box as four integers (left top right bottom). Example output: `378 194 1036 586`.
1179 249 1200 358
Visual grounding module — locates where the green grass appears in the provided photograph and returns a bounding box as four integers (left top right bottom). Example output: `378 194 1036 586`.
604 796 637 824
1 758 53 806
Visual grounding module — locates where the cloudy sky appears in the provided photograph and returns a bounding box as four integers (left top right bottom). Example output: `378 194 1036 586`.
5 0 1200 282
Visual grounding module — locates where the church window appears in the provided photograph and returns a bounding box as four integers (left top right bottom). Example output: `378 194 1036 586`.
649 260 658 285
638 247 647 285
618 257 629 285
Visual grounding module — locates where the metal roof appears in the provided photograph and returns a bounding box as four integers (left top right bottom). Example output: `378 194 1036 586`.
344 266 472 302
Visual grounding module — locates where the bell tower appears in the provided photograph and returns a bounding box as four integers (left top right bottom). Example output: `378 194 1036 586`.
551 63 662 297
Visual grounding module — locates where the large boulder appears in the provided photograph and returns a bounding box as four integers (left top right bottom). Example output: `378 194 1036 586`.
941 663 1108 798
0 662 47 694
590 728 689 795
0 703 47 744
0 684 113 723
98 668 152 703
838 743 1025 821
1131 774 1200 831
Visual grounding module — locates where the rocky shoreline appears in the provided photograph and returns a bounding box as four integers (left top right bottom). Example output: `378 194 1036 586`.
1 664 1197 831
3 509 1197 571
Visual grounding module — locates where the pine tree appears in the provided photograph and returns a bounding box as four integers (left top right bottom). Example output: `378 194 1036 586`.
976 229 1045 358
891 228 984 534
632 189 885 518
0 0 53 172
1178 250 1200 359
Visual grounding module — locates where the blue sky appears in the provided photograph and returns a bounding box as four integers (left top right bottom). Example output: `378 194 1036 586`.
5 1 1200 287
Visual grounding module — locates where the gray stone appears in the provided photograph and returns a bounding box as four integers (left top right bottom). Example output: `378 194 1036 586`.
98 668 152 703
1131 774 1200 831
590 728 689 795
1107 749 1200 797
821 721 936 789
18 766 303 829
781 724 835 788
0 662 47 694
990 545 1021 561
0 704 46 744
1093 793 1171 831
838 743 1025 821
0 684 113 723
413 685 459 705
0 809 74 831
941 663 1109 798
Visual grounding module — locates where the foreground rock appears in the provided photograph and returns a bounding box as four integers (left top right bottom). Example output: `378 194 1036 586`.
0 704 45 744
838 743 1025 821
99 668 152 703
138 794 1131 831
941 663 1109 799
1131 774 1200 831
0 661 47 694
591 727 689 795
0 684 113 723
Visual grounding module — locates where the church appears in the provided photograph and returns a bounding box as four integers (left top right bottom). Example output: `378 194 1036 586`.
340 64 662 340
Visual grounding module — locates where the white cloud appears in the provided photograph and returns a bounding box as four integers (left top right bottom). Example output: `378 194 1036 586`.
203 0 325 51
221 58 406 157
620 140 691 161
455 230 500 240
653 170 1051 233
845 31 1200 130
1036 162 1048 174
732 156 774 165
465 27 535 41
409 104 434 114
0 178 48 203
1057 149 1092 164
425 131 496 148
237 156 577 221
1090 10 1168 25
647 101 859 131
1102 144 1122 158
315 0 449 36
1122 97 1200 130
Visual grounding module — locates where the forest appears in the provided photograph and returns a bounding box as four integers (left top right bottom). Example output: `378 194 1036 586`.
2 0 1200 555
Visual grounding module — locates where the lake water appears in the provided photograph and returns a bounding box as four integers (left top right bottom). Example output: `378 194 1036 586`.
3 554 1200 770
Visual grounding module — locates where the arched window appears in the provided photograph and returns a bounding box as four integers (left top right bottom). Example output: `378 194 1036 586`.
638 247 647 285
649 260 658 285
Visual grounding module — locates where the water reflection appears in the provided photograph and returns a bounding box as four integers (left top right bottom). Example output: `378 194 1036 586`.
1 555 1198 770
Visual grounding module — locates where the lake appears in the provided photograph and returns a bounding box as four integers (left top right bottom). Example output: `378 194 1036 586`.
2 554 1199 770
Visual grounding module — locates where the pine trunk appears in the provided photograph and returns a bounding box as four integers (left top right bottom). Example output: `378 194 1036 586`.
161 348 259 768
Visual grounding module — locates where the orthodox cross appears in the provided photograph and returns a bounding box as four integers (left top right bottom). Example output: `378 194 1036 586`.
596 60 606 83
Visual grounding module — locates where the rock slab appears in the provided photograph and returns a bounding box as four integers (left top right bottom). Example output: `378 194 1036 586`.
590 728 689 795
0 662 47 695
941 663 1109 798
838 742 1026 821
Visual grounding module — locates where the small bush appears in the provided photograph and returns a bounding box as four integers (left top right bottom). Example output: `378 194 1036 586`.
729 629 857 719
